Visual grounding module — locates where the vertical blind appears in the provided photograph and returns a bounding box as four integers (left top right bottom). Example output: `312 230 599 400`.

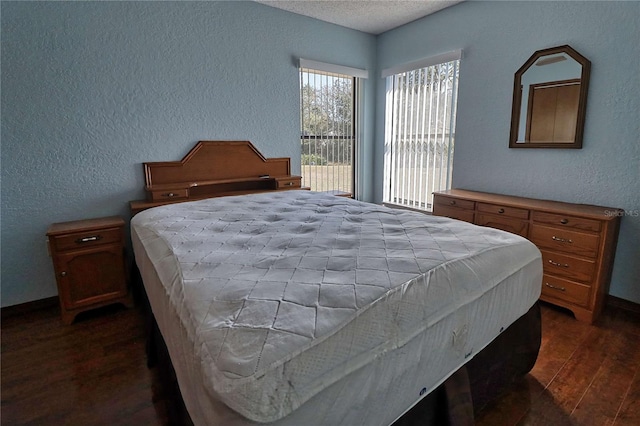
382 52 461 211
300 66 361 195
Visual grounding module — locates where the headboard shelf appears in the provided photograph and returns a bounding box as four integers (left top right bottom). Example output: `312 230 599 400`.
146 176 287 191
130 140 305 216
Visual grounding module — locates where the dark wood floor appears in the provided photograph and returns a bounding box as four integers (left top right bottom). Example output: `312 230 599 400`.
476 302 640 426
2 301 639 425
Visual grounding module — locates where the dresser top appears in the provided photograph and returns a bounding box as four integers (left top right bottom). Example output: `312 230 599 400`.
435 189 623 220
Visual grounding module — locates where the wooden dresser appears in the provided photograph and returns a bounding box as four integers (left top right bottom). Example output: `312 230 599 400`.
433 189 622 324
130 141 307 216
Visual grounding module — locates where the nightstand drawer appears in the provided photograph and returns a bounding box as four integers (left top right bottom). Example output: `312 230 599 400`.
51 227 122 252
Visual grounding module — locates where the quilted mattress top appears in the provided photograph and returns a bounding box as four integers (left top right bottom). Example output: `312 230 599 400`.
131 190 541 423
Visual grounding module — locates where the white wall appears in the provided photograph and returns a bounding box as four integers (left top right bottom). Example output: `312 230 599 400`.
375 1 640 303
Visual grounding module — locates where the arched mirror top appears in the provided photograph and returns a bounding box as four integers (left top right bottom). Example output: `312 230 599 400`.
509 45 591 149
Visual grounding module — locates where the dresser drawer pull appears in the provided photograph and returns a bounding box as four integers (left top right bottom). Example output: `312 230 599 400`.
75 235 102 244
284 182 294 186
548 259 569 268
163 192 178 198
545 282 566 292
560 218 569 224
450 200 456 206
552 236 573 243
497 208 505 214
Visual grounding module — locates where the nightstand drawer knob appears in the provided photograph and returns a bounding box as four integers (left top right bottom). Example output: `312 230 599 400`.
61 271 67 277
498 208 505 214
76 235 101 244
560 218 569 224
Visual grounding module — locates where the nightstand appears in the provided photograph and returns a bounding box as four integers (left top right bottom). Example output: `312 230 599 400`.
46 216 134 324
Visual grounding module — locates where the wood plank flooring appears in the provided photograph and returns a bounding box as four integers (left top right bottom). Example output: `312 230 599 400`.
2 301 639 425
476 303 640 426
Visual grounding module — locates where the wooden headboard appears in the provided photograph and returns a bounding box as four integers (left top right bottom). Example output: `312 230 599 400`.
144 140 291 187
130 140 303 216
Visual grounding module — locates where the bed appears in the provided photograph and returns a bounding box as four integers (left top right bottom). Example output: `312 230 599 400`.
131 189 543 425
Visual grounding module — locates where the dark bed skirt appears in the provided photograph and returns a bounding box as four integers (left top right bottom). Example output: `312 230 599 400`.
147 300 541 426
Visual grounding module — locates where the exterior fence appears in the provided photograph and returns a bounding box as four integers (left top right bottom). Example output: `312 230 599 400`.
301 137 353 193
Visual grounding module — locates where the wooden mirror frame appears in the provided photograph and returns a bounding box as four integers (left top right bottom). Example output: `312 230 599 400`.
509 45 591 149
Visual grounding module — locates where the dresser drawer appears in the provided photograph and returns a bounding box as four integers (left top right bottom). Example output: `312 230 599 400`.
149 188 189 202
532 211 600 232
540 250 595 284
432 205 475 223
51 227 123 252
475 213 528 237
275 177 301 189
530 224 599 258
541 275 590 307
434 195 475 211
477 202 529 219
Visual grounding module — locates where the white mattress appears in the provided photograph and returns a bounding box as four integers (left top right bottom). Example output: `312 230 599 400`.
131 190 542 425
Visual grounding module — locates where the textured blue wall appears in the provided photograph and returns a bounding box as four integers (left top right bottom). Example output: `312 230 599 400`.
375 1 640 302
1 1 376 307
2 1 639 307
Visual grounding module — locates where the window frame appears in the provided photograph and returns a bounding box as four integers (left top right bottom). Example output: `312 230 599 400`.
299 60 368 198
381 51 461 212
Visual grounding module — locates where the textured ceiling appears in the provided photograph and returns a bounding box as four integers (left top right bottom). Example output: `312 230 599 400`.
255 0 464 35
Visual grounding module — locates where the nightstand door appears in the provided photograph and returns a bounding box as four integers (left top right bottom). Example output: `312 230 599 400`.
55 244 127 309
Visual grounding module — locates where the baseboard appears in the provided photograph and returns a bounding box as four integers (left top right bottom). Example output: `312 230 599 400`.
607 295 640 314
1 296 58 320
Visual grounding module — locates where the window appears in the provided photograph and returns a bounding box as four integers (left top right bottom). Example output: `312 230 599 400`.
382 51 461 212
299 60 367 197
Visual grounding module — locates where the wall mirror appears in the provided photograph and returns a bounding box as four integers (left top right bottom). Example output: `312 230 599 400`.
509 45 590 148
